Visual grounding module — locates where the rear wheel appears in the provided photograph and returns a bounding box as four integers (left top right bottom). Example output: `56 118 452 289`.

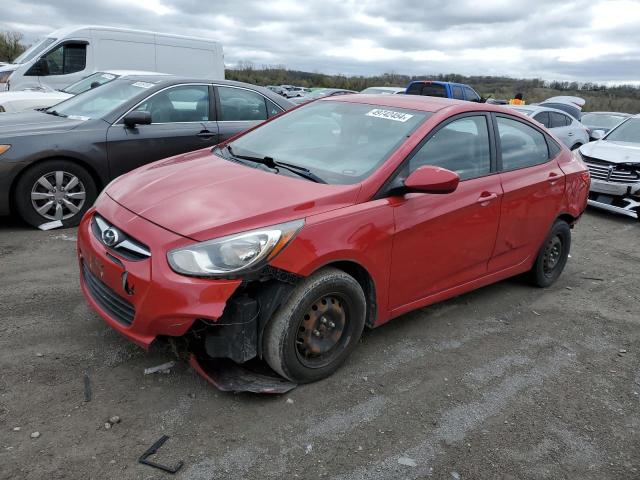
263 267 366 383
528 219 571 287
14 159 97 228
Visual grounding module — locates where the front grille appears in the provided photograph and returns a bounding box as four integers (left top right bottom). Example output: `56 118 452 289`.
82 261 135 326
583 156 640 185
91 214 151 261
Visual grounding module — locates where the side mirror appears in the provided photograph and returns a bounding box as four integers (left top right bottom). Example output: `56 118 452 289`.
590 129 605 141
123 111 152 128
404 165 460 194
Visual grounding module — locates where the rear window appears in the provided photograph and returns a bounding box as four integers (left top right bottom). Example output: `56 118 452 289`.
406 82 447 98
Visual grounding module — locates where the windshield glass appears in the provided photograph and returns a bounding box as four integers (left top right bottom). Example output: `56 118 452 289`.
581 113 628 130
224 100 429 185
605 118 640 143
13 38 57 64
62 72 120 95
49 79 156 119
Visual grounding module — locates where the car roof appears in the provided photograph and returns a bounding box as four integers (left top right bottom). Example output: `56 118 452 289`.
510 105 576 117
321 93 490 113
100 70 172 76
582 111 632 116
110 75 281 91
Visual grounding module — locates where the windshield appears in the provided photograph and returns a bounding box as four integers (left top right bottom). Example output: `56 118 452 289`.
13 38 57 64
581 113 628 130
62 72 120 95
48 79 156 119
605 118 640 143
224 100 429 185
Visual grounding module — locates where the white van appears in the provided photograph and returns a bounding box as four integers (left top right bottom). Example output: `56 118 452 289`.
0 25 224 91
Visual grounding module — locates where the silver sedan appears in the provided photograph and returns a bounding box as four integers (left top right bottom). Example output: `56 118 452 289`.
509 105 590 150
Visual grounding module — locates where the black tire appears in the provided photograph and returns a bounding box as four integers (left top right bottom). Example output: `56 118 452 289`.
263 267 366 383
528 219 571 287
14 159 97 228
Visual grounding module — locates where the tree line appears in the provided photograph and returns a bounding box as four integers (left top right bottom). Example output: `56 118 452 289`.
0 31 26 62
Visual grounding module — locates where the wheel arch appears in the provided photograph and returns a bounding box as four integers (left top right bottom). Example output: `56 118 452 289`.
557 212 578 227
312 259 378 328
9 156 106 210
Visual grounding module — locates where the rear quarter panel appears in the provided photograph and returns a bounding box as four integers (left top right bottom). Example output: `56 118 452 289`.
557 150 590 218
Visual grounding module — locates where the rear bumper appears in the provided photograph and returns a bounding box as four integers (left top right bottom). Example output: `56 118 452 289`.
588 198 639 219
77 198 242 349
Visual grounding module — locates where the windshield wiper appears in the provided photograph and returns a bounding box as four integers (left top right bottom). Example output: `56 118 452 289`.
45 110 67 117
226 145 326 184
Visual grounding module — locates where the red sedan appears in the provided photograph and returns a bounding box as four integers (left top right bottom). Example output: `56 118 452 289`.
77 95 590 384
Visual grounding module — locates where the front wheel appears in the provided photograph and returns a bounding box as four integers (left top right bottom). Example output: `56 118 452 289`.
528 219 571 287
263 267 366 383
14 159 97 228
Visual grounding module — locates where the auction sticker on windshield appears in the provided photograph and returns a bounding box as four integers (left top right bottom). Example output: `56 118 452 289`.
366 109 414 122
132 81 154 89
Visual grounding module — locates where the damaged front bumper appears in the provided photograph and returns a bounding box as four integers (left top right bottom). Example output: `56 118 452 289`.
588 178 640 219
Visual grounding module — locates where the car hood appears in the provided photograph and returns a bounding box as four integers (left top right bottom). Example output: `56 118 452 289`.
106 149 361 241
0 110 88 137
581 140 640 165
0 91 71 102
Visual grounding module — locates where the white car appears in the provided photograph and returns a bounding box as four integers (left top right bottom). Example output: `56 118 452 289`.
360 86 405 95
578 115 640 219
0 70 166 113
510 105 590 150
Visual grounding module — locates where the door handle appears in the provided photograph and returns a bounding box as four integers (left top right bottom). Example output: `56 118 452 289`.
197 130 215 139
476 192 498 204
567 132 574 136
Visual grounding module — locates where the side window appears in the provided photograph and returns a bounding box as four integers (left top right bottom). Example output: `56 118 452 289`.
410 116 491 180
266 98 283 118
533 112 551 128
406 83 423 95
133 85 210 123
497 116 549 171
452 86 464 100
41 43 87 76
549 112 570 128
464 87 480 102
218 86 268 121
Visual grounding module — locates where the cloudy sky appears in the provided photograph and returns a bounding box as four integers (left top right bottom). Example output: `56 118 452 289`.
2 0 640 82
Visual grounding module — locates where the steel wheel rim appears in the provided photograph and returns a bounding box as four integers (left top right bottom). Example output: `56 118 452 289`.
295 293 349 369
543 235 563 275
30 171 86 221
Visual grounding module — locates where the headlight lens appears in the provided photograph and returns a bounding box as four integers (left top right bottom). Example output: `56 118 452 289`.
167 219 304 277
0 145 11 155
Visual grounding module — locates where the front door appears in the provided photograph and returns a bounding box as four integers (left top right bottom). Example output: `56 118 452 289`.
388 114 502 310
106 84 218 179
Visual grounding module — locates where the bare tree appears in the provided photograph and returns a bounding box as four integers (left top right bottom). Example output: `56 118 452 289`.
0 31 27 62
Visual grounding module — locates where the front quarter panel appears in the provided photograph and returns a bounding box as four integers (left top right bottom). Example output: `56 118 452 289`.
269 200 395 326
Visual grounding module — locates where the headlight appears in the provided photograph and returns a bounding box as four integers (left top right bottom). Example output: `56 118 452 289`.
0 145 11 155
167 219 304 277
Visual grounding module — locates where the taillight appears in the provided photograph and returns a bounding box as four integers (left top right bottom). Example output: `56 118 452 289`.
580 170 591 186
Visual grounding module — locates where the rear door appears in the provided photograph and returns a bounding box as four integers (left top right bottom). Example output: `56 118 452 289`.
489 114 565 273
215 85 284 141
388 113 503 309
549 111 573 147
106 83 218 179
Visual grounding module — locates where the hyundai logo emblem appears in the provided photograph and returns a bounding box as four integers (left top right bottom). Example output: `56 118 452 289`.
102 228 119 247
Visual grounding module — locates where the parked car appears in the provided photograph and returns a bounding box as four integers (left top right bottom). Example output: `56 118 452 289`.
360 87 405 95
0 25 224 92
405 80 482 102
77 95 589 385
0 76 294 227
290 88 357 104
280 86 307 98
510 105 589 150
0 70 167 113
580 111 631 139
266 85 288 96
577 114 640 219
537 96 585 121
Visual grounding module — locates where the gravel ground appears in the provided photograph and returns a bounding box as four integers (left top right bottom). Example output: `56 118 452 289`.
0 208 639 479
